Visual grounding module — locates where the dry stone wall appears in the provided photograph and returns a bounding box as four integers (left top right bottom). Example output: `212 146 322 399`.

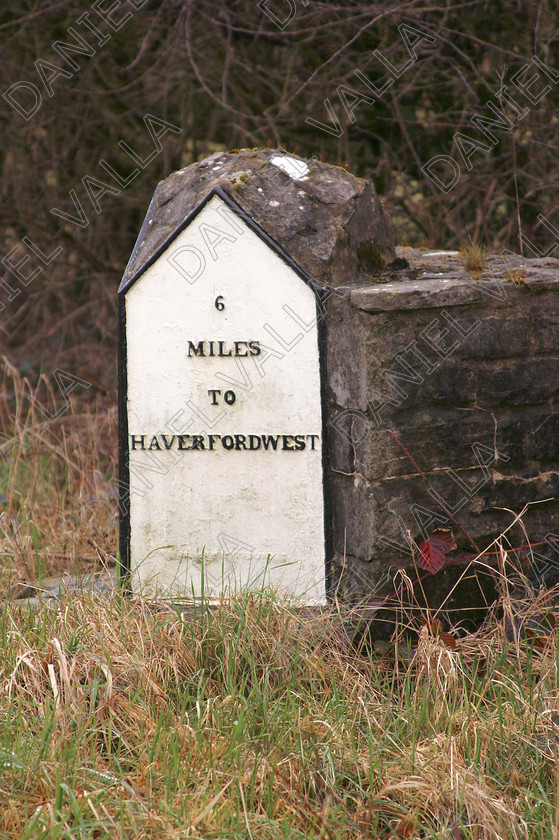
326 250 559 598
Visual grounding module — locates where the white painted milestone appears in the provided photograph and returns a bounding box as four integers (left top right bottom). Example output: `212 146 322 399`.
124 193 326 603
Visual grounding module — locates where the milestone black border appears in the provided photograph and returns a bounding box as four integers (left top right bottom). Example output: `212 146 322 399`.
118 184 334 601
117 292 131 590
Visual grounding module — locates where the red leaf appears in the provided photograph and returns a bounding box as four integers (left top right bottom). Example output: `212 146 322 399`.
431 528 457 552
440 631 457 649
420 617 457 648
417 529 456 573
421 616 443 634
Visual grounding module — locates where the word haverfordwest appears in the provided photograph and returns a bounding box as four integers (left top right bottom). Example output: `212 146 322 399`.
130 433 321 452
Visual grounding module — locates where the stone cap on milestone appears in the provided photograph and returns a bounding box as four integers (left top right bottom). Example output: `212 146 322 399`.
121 148 395 289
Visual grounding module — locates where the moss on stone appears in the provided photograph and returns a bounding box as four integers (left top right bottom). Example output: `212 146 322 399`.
358 241 385 273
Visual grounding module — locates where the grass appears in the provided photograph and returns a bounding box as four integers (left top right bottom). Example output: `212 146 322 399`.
459 244 488 272
0 358 117 595
1 358 559 838
1 591 559 838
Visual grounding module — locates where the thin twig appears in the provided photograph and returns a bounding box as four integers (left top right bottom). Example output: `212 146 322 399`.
387 428 482 554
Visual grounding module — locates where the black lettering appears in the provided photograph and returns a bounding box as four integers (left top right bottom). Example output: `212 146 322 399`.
261 434 279 451
208 341 216 357
224 390 236 405
130 434 145 450
148 436 161 450
208 389 221 405
218 341 233 357
249 341 261 356
234 341 249 357
174 432 318 452
188 341 205 357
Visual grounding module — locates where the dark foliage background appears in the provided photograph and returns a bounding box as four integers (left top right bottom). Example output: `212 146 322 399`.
1 0 558 386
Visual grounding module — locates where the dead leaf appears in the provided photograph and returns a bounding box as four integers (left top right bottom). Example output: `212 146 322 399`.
417 529 456 573
421 616 443 634
421 618 457 648
440 631 457 649
391 816 417 837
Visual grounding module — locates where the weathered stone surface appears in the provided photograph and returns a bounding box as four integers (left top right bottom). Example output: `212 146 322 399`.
323 247 559 594
9 571 118 610
123 148 395 288
351 407 502 479
350 277 482 311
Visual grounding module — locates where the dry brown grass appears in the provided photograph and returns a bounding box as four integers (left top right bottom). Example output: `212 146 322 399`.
459 243 488 272
1 358 559 838
1 589 558 838
0 357 117 596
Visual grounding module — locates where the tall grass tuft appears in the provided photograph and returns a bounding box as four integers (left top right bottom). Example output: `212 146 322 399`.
459 243 488 271
0 357 117 598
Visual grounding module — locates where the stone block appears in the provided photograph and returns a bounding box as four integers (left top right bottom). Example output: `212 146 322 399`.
120 150 559 606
